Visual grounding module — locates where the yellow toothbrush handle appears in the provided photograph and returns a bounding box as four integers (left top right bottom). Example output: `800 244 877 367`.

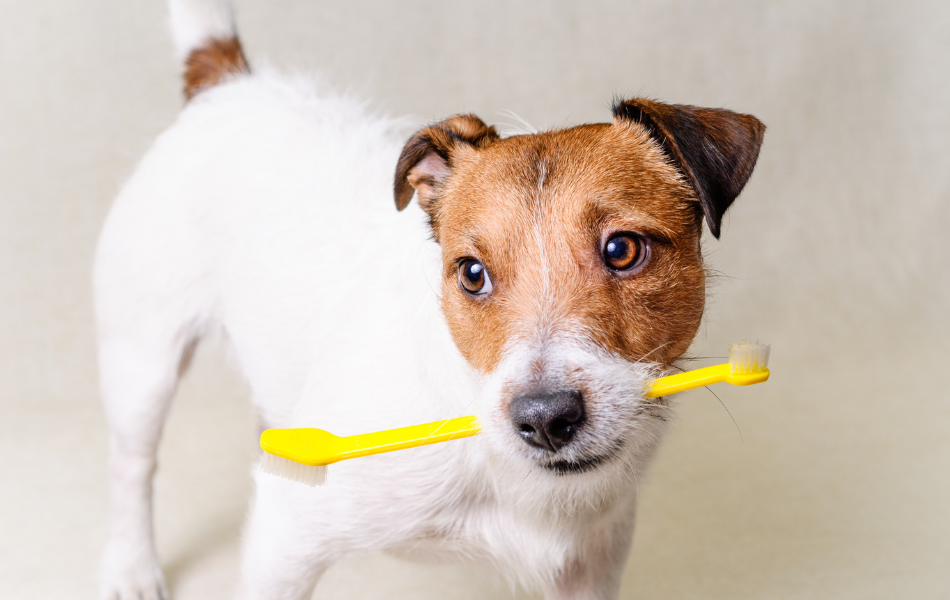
261 362 769 467
334 415 481 462
646 363 770 398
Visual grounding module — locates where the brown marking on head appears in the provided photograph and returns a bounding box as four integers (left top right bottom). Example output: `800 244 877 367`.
394 99 765 374
183 37 249 101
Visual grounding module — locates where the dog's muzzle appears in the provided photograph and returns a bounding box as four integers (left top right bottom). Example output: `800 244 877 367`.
509 389 584 453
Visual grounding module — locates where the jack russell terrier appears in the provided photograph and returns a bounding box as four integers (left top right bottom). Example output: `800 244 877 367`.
96 1 765 598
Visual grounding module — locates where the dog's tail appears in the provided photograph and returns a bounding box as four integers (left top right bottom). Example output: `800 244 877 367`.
168 0 249 101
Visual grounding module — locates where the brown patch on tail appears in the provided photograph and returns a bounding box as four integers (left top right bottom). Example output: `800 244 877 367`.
183 37 249 101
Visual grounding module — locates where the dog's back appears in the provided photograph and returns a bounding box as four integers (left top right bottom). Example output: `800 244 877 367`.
95 3 469 598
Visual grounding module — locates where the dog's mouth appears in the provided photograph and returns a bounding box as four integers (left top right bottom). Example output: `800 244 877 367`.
542 453 611 475
537 439 624 475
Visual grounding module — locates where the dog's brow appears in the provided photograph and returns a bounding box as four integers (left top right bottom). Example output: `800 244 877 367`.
586 198 682 243
460 230 492 257
605 220 678 245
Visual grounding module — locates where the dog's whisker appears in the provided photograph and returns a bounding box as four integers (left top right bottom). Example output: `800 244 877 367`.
640 404 675 413
703 385 744 442
633 342 673 366
513 464 536 496
496 109 539 136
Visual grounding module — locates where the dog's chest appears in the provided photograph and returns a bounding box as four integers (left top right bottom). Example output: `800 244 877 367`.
386 470 630 579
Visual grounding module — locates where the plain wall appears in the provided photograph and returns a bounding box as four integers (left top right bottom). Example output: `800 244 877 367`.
1 1 948 598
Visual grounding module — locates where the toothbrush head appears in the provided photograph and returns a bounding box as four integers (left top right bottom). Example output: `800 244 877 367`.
728 341 771 375
260 452 327 487
258 427 339 487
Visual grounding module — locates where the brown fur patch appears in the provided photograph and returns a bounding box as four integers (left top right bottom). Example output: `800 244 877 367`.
183 37 249 101
394 99 764 374
435 123 706 373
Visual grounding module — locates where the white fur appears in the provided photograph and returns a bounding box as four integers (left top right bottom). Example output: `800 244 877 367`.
168 0 236 60
96 10 671 600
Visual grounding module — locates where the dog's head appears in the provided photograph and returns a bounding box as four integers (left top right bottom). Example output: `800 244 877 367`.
394 98 764 482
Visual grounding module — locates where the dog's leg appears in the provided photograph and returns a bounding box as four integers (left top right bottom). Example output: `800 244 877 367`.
235 478 333 600
98 330 197 600
542 517 637 600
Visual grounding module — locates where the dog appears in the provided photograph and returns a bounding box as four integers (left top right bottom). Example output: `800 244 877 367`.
95 1 765 598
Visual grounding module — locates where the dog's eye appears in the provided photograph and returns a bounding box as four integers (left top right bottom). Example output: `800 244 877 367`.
603 233 647 271
458 259 493 295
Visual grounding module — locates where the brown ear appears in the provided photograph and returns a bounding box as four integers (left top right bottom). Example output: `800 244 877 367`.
394 114 500 213
613 98 765 238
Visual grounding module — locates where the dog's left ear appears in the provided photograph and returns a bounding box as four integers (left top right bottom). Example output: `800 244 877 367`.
613 98 765 238
394 115 500 214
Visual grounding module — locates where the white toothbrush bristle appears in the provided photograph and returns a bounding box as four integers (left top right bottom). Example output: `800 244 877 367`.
259 452 327 487
729 341 771 375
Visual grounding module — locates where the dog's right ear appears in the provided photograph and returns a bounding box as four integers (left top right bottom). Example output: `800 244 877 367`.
394 115 500 214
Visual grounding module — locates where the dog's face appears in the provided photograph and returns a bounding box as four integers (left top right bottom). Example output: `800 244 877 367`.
395 98 764 477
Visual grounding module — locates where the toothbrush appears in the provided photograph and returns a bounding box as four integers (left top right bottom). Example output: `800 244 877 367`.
259 341 770 486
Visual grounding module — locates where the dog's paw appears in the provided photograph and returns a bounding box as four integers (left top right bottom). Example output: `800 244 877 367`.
100 542 169 600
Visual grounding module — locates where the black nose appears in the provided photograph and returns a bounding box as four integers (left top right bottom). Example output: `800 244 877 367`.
509 389 585 452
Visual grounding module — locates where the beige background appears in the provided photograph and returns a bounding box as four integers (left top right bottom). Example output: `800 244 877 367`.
2 0 949 598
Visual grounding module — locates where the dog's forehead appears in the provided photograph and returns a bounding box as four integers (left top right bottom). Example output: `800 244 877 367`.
441 123 698 248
